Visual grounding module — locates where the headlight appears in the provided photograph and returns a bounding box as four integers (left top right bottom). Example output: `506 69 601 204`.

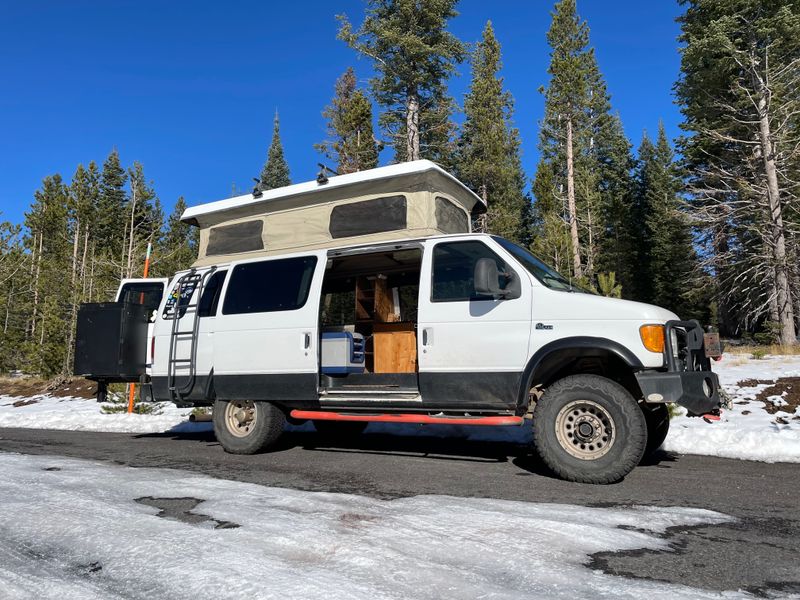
640 324 665 354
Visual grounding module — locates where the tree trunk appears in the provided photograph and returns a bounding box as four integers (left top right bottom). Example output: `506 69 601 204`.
406 92 420 161
126 184 137 278
64 220 81 375
565 118 582 277
31 232 43 337
757 90 796 345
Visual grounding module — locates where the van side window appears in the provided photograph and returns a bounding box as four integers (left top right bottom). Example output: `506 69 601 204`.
222 256 317 315
162 278 198 319
198 270 227 317
431 241 508 302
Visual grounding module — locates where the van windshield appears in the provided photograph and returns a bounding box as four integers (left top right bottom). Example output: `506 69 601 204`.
492 237 589 293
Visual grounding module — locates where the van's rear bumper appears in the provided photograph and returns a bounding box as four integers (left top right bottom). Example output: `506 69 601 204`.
635 370 720 415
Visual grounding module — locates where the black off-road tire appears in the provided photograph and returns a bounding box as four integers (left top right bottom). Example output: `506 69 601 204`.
640 402 670 457
212 399 286 454
313 420 368 437
532 374 647 484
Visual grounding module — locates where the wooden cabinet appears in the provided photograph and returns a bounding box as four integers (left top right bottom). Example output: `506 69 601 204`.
373 322 417 373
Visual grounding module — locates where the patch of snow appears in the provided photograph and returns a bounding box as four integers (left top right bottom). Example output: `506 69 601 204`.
0 394 207 434
662 354 800 463
0 453 753 600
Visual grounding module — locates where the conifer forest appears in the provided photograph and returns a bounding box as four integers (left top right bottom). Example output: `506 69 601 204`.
2 0 800 376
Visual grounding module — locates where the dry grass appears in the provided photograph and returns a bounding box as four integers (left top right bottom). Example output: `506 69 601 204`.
726 344 800 357
0 376 98 399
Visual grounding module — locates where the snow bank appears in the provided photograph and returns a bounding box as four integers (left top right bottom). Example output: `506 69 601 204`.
0 453 747 600
0 394 205 434
663 354 800 463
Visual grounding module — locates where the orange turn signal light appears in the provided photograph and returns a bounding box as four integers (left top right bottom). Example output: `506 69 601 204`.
640 324 665 354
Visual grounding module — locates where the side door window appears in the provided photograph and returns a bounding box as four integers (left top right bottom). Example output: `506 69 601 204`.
431 240 513 302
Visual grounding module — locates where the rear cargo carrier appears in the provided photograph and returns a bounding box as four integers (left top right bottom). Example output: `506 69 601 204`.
73 301 149 384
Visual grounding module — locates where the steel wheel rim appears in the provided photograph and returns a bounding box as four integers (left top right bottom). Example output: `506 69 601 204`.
224 401 258 438
555 400 615 460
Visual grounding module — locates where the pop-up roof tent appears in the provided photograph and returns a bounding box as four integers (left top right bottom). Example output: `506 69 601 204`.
181 160 486 267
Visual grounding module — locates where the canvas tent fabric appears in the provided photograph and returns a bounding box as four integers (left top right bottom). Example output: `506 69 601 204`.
181 161 485 267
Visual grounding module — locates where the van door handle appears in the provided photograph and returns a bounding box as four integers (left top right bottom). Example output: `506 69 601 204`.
303 332 311 349
422 328 432 346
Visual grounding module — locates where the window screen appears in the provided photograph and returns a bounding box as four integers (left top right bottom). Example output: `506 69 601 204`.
435 197 469 234
198 270 227 317
118 282 164 311
329 196 407 239
222 256 317 315
207 220 264 255
431 241 507 302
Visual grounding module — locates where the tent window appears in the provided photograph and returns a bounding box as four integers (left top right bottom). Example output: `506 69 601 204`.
435 196 469 234
207 220 264 255
329 196 407 239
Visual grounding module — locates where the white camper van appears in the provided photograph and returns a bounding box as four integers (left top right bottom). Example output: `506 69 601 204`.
75 160 723 484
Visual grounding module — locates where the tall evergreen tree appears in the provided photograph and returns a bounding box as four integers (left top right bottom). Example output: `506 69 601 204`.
676 0 800 342
156 196 198 277
259 111 291 190
594 114 637 296
96 149 127 256
536 0 593 277
456 21 527 242
317 67 380 174
635 125 700 318
338 0 465 163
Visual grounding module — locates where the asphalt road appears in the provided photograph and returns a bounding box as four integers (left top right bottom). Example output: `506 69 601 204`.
1 425 798 597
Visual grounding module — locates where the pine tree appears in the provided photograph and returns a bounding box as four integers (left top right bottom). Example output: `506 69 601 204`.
338 0 465 162
259 111 291 190
317 67 380 174
594 114 637 297
24 174 70 375
96 149 127 256
156 196 199 277
537 0 593 277
456 21 527 243
676 0 800 342
124 162 163 278
635 125 700 318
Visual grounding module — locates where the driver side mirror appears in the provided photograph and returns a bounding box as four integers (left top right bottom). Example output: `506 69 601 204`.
474 258 513 299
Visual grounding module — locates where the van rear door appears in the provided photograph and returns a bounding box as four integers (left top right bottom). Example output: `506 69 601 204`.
115 278 168 366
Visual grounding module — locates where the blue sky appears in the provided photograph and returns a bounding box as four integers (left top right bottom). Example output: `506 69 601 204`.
0 1 683 226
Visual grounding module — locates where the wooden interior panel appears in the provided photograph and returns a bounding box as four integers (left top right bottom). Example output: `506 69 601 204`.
373 323 417 373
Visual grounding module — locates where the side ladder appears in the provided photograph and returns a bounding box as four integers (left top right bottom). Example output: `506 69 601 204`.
166 267 216 404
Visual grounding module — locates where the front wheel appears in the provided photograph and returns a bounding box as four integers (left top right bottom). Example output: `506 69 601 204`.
212 399 286 454
532 375 647 484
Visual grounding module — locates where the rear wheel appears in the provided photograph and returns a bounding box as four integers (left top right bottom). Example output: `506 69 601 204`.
532 374 647 484
641 402 670 457
313 420 368 437
213 399 285 454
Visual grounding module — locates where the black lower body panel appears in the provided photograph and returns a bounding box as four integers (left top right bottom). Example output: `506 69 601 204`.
214 373 319 402
635 370 721 415
419 371 520 411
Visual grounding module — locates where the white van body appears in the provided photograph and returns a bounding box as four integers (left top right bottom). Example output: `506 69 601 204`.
95 160 722 483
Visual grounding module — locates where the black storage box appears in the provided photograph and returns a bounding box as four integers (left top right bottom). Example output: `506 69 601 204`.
73 302 149 382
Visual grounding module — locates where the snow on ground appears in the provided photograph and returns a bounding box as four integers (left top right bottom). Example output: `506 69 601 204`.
0 452 753 600
1 354 799 463
662 354 800 463
0 394 206 434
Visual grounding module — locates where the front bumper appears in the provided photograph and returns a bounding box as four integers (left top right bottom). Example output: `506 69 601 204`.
635 319 722 415
635 370 720 415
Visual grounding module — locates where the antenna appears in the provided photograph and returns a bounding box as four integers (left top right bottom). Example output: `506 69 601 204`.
252 177 263 198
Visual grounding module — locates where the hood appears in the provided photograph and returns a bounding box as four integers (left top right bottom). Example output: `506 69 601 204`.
537 288 680 322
